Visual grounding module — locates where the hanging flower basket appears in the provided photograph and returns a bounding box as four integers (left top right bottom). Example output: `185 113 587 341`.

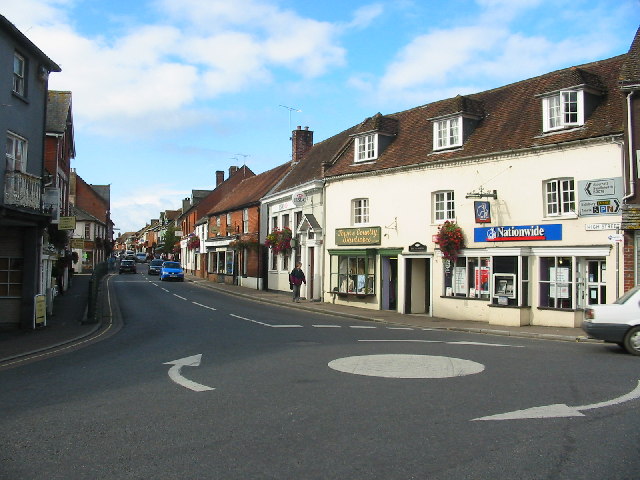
436 221 465 261
264 227 292 254
187 236 200 251
230 237 260 251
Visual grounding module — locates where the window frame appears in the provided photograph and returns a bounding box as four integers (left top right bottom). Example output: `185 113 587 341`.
243 208 249 234
0 257 23 298
433 116 462 151
352 198 369 225
433 190 455 223
542 90 584 132
13 52 25 97
544 178 575 217
329 251 376 296
6 132 28 172
354 133 378 163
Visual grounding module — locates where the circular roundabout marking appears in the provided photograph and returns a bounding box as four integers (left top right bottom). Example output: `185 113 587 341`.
328 354 485 379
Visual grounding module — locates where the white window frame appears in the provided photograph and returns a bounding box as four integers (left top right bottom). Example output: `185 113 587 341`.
354 133 378 162
243 208 249 233
13 52 25 96
544 178 575 217
352 198 369 225
433 191 455 223
433 116 461 150
6 132 27 172
542 90 584 132
226 213 231 227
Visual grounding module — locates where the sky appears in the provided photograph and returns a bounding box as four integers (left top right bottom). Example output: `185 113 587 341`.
2 0 638 234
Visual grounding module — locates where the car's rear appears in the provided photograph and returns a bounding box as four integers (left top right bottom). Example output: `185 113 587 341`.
148 259 164 275
119 259 137 274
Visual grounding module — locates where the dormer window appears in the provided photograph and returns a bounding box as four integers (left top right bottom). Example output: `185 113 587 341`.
354 133 378 162
433 116 462 151
542 90 584 132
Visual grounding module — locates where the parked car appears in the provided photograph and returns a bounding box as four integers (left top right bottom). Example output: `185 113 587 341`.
583 286 640 355
119 259 137 274
159 261 184 282
135 252 148 263
148 259 164 275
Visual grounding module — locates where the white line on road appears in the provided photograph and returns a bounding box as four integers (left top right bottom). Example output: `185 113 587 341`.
173 294 187 300
161 288 169 292
164 354 214 392
449 341 523 347
349 325 377 329
312 325 342 328
230 313 273 327
358 339 442 343
192 302 216 310
387 327 414 330
270 324 304 328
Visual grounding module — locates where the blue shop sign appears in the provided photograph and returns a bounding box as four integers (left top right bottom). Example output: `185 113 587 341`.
474 224 562 242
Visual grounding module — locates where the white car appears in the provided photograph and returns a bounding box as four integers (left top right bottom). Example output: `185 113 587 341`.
583 286 640 355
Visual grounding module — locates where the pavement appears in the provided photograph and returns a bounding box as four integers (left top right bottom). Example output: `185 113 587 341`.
0 270 596 366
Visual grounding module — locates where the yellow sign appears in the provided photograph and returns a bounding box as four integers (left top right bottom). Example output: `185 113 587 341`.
59 216 77 230
335 227 381 246
34 294 46 326
70 238 85 249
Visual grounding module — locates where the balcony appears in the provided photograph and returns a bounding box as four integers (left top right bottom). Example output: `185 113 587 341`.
4 170 42 210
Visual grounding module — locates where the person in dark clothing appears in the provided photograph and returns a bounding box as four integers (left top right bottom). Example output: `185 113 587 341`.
289 262 306 302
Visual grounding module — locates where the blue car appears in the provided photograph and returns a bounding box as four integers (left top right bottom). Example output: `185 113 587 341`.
159 261 184 282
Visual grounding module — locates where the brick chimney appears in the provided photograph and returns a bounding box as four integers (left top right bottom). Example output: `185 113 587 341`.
216 170 224 187
182 197 191 212
292 126 313 164
229 166 239 177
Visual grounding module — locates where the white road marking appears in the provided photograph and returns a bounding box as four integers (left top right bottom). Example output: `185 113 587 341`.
448 341 523 348
472 380 640 421
173 294 187 300
387 327 414 330
161 288 169 292
230 313 272 327
329 354 485 379
192 302 216 310
349 325 377 329
358 339 442 343
312 325 342 328
270 324 303 328
163 354 214 392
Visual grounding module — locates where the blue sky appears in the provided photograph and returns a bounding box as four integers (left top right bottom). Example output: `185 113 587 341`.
3 0 638 233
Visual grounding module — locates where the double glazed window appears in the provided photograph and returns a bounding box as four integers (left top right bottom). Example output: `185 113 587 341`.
433 117 461 150
352 198 369 225
545 178 575 216
542 91 583 132
354 134 377 162
433 191 455 223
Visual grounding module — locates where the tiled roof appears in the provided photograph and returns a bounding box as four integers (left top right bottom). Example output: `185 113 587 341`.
46 91 72 133
620 26 640 88
209 162 292 215
324 53 627 178
183 166 254 218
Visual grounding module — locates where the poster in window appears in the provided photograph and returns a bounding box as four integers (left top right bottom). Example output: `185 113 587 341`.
475 266 490 294
453 267 466 295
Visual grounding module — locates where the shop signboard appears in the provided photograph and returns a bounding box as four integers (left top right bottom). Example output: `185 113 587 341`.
474 224 562 242
474 201 491 223
335 227 381 246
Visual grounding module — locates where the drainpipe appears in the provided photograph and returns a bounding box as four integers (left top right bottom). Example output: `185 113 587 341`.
623 91 636 202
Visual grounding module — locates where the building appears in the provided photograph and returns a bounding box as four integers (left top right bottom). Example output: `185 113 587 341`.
0 15 60 329
320 29 640 328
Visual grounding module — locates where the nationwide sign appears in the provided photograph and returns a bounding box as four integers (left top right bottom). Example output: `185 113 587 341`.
474 224 562 242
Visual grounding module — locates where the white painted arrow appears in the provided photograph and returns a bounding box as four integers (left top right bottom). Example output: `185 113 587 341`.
472 380 640 421
164 354 214 392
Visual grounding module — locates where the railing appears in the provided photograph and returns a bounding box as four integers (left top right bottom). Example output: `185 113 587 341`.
86 261 108 323
4 170 41 210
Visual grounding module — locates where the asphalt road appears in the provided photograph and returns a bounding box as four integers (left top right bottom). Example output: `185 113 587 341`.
1 272 639 479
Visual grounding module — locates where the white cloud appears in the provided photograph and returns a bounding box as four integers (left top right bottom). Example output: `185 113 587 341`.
347 3 384 29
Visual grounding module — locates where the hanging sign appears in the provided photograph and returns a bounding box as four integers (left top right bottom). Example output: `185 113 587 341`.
291 191 307 207
474 201 491 223
474 224 562 242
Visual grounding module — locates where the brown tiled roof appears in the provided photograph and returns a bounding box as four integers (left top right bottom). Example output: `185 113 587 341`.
620 27 640 87
209 162 292 214
186 166 254 218
46 91 72 133
324 53 626 178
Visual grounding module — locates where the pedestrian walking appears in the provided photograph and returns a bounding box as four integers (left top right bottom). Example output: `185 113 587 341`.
289 262 306 303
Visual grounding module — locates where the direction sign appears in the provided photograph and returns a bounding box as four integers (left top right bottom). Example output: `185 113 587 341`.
608 233 624 243
578 198 620 216
578 177 623 200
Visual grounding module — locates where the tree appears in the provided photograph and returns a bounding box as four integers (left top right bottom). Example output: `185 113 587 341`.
159 225 179 255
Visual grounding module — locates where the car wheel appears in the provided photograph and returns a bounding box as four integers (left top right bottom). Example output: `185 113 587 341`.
623 326 640 356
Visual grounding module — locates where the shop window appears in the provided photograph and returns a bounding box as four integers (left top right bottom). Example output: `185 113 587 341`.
0 257 23 297
443 256 490 299
330 252 375 295
491 256 520 306
225 251 234 274
271 251 278 271
539 256 573 309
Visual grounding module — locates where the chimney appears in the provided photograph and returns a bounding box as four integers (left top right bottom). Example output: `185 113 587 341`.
216 170 224 187
292 126 313 164
182 197 191 212
229 166 239 177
